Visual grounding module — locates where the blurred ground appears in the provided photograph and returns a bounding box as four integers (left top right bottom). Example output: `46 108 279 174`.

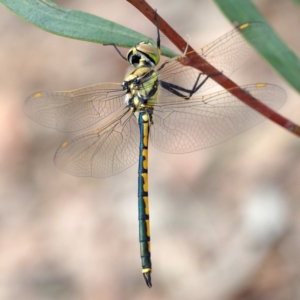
1 0 300 299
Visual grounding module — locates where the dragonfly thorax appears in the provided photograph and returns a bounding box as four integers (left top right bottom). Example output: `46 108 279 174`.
123 65 159 111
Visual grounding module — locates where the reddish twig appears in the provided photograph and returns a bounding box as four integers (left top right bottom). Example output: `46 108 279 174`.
127 0 300 136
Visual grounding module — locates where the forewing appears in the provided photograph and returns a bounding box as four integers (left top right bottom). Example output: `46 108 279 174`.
24 82 126 132
157 23 269 98
54 110 139 177
151 84 286 153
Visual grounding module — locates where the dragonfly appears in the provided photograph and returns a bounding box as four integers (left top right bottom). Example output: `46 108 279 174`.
24 19 286 287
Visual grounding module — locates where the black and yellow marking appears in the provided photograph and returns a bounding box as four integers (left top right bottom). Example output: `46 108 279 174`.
138 111 152 288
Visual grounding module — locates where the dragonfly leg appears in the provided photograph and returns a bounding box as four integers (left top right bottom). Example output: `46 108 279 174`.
154 10 161 54
160 73 211 99
103 44 127 61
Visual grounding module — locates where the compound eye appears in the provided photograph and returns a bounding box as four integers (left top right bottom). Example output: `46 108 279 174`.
136 43 160 66
126 50 133 61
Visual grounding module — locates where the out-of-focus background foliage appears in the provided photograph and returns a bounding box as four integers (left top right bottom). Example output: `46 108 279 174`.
1 1 300 299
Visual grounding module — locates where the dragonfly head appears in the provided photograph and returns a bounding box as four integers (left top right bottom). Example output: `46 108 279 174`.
127 42 160 68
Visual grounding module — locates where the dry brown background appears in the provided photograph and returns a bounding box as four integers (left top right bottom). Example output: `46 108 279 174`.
1 0 300 299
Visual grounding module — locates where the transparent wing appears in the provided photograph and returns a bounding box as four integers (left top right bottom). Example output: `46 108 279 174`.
54 110 139 177
24 82 126 132
157 22 269 98
150 84 286 153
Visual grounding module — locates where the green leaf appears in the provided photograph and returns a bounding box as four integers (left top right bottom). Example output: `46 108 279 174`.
0 0 177 58
293 0 300 6
213 0 300 93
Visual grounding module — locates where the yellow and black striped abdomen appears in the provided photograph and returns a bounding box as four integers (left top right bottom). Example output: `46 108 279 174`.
137 111 152 287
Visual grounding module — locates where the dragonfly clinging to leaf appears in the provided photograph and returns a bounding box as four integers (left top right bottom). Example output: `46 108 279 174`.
24 16 286 287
